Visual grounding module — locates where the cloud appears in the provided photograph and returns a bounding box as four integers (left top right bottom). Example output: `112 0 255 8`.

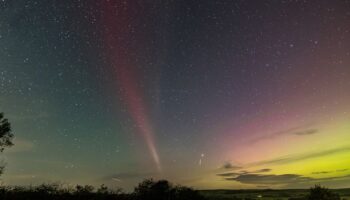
255 146 350 166
222 162 241 170
312 169 348 174
226 173 313 185
248 125 318 144
254 168 272 173
217 172 241 177
218 168 271 177
216 168 272 177
312 171 333 174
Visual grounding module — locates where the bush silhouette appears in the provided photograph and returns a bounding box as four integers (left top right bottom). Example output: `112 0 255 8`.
308 185 340 200
133 179 204 200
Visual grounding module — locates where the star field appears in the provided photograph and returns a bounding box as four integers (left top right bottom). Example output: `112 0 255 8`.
0 0 350 190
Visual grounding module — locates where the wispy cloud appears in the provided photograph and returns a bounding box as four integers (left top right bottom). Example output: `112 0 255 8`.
312 169 348 175
253 168 272 173
217 168 271 177
312 171 333 174
217 172 241 177
254 146 350 166
226 173 313 185
248 125 318 144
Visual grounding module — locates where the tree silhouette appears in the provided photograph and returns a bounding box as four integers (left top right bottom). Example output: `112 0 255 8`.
0 113 13 151
134 179 205 200
0 112 14 175
308 185 340 200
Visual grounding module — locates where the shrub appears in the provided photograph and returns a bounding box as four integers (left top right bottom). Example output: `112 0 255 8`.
308 185 340 200
133 179 205 200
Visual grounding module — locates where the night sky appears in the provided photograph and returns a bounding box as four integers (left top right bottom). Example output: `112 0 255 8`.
1 0 350 190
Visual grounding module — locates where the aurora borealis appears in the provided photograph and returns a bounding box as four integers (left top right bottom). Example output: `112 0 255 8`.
1 0 350 190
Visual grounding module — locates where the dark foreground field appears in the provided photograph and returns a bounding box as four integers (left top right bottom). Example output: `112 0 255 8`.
0 179 348 200
200 188 350 200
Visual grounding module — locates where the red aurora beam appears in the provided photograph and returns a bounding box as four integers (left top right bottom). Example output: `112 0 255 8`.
100 1 161 171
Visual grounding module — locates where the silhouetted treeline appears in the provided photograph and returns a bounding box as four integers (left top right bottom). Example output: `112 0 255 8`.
0 179 205 200
0 180 344 200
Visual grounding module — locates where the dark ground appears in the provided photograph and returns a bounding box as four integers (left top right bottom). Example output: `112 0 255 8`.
200 188 350 200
